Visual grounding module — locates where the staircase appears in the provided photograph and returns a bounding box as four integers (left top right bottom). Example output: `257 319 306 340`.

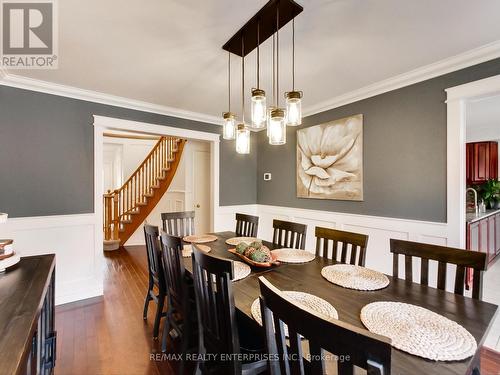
103 136 186 250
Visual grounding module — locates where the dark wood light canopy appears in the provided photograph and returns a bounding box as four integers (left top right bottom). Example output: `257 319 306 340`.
222 0 303 57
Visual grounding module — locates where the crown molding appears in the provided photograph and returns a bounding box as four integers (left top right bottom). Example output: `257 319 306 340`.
0 73 222 126
303 40 500 117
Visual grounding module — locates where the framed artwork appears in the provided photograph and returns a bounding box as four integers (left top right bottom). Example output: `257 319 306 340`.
297 114 363 201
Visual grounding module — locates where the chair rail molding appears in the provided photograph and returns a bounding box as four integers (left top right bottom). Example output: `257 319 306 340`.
446 73 500 249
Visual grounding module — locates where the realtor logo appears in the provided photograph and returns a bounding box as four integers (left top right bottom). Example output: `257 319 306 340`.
1 0 58 69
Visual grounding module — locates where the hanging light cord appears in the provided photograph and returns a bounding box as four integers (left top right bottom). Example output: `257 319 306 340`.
241 36 245 123
228 52 231 112
257 21 260 89
276 5 279 107
292 18 295 91
272 33 275 107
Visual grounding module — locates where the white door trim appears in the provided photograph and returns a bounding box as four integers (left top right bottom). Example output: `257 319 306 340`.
93 115 220 257
446 74 500 248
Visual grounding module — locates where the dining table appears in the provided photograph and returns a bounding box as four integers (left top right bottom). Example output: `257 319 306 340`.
183 231 498 375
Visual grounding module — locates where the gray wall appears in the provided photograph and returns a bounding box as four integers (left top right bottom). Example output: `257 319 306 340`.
257 58 500 223
0 86 256 217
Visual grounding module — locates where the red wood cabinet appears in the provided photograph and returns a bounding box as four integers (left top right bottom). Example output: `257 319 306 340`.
466 141 498 185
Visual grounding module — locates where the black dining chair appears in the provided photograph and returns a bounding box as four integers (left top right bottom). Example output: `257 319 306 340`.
235 213 259 237
191 245 267 375
258 276 392 375
143 224 167 339
390 239 487 299
159 232 197 373
161 211 195 237
272 219 307 249
315 226 369 266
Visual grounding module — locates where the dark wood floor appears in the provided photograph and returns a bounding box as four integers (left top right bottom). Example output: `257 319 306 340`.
55 245 500 375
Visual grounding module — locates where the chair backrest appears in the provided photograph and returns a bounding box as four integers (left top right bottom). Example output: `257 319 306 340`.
315 226 369 266
390 239 487 299
272 219 307 250
258 276 391 375
143 224 165 290
191 245 241 373
161 211 195 237
160 232 187 312
235 213 259 237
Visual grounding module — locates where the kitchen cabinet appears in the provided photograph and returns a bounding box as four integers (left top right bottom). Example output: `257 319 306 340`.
466 141 498 185
466 209 500 265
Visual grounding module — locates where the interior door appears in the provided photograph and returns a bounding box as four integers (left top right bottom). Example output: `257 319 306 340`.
193 150 211 234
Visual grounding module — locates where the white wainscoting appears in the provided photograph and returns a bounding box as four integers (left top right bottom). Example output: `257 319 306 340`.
0 214 103 305
216 204 451 288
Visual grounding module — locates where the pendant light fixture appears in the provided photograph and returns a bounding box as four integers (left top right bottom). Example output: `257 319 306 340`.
236 36 250 154
222 52 236 140
268 5 286 145
267 33 276 138
251 21 267 129
285 18 303 126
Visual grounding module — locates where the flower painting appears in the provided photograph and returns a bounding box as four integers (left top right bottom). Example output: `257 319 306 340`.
297 114 363 201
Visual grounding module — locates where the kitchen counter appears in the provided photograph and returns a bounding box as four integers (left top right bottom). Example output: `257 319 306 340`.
466 208 500 223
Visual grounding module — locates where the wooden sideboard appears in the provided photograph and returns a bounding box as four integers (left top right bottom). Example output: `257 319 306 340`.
0 255 56 375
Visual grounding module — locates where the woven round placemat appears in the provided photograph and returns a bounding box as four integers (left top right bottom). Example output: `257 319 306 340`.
225 237 261 246
321 264 389 291
361 301 477 361
251 291 338 335
271 248 315 264
183 234 218 243
182 244 211 258
232 261 251 281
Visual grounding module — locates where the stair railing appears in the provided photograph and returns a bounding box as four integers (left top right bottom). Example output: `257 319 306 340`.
103 136 182 242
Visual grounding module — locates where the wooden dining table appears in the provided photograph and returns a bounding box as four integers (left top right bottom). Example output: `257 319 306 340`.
183 231 498 375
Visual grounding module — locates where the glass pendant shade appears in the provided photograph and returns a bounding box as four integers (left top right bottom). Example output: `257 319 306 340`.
222 112 236 140
268 108 286 145
266 106 276 137
251 89 267 128
236 124 250 154
285 91 303 126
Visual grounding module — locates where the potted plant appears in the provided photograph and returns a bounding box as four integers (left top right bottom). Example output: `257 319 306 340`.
479 179 500 209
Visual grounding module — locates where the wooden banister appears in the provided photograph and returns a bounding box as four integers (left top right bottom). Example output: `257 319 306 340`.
103 136 185 245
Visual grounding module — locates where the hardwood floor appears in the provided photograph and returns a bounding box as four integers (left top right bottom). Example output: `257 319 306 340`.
55 246 174 375
55 245 500 375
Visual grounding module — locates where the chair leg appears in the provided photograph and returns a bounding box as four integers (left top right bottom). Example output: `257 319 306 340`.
143 292 151 320
153 293 165 339
179 320 191 375
143 277 154 320
161 305 172 352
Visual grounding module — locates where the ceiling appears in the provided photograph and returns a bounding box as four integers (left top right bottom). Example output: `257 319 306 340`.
6 0 500 122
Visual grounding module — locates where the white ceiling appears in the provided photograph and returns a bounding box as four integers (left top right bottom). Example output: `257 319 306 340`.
466 94 500 141
7 0 500 121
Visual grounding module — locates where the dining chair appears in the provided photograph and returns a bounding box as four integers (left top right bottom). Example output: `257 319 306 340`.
161 211 195 237
143 224 167 339
235 213 259 237
315 226 369 266
191 245 267 375
390 239 487 299
258 276 391 375
272 219 307 250
159 232 197 373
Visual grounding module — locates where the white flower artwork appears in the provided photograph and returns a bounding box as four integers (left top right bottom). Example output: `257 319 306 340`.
297 114 363 201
